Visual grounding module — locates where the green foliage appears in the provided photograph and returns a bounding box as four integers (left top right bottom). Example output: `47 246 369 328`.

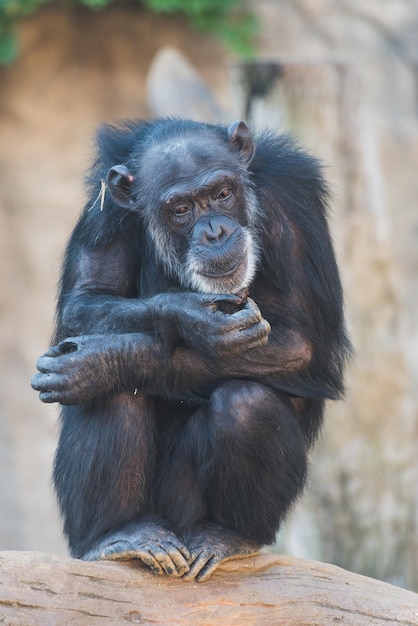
0 0 45 62
0 0 45 16
0 28 17 63
144 0 239 17
144 0 257 57
80 0 111 7
0 0 257 65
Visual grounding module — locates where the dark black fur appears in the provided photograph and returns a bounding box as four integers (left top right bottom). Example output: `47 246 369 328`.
32 118 350 581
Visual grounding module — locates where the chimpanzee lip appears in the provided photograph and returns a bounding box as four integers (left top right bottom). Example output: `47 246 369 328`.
199 256 246 278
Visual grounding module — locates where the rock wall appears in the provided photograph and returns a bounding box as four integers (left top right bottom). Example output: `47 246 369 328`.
247 1 418 590
0 0 417 590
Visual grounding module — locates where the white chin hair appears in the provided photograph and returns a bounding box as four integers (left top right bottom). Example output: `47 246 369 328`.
184 230 259 294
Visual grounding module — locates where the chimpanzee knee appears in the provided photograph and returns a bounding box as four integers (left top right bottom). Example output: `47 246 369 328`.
208 380 278 436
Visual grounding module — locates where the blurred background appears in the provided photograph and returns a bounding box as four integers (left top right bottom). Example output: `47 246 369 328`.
0 0 417 592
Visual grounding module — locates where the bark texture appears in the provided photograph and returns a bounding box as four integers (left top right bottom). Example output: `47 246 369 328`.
0 551 417 625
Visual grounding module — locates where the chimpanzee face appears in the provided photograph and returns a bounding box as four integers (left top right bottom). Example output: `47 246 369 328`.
107 121 260 294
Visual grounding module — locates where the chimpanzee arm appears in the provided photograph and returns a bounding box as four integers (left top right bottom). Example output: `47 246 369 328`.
57 242 257 338
55 241 155 340
35 236 324 405
33 332 211 405
32 297 313 406
35 229 269 404
35 236 322 404
32 294 273 405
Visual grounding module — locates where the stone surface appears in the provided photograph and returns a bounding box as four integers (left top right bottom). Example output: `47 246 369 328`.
146 46 225 121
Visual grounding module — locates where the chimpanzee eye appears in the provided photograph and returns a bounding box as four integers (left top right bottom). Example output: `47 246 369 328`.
218 188 232 200
172 205 191 219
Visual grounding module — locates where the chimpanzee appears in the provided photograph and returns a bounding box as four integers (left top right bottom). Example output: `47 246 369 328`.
31 118 350 582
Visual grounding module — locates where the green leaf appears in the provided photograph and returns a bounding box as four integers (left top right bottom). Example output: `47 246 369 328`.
0 30 18 64
80 0 111 8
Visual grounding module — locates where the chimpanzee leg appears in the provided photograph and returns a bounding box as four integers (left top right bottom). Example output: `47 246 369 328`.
157 380 308 581
54 392 156 557
54 391 191 575
205 381 308 543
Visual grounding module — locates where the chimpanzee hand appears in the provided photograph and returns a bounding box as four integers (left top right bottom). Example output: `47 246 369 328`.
155 292 271 360
83 519 192 578
31 335 118 405
182 522 260 582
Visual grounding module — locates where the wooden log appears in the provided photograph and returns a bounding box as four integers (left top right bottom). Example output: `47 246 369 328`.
0 551 417 625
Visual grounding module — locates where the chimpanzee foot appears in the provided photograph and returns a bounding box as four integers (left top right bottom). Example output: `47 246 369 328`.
82 519 192 577
183 522 260 582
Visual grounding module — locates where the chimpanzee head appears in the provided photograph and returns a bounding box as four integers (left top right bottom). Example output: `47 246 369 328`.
106 120 260 294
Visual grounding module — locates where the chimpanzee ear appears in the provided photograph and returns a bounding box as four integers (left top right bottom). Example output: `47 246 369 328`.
107 165 135 209
227 120 255 166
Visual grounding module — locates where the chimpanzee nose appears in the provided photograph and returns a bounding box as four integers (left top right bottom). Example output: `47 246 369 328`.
197 215 237 245
205 219 224 242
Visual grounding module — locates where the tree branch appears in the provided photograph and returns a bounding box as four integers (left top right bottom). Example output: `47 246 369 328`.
1 551 417 624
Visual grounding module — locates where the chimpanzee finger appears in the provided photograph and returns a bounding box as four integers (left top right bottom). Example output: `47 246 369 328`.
31 371 58 393
181 550 211 582
195 555 220 582
105 537 190 577
160 541 191 575
137 553 164 575
102 545 164 575
218 318 270 354
35 352 75 374
35 356 55 374
240 334 270 353
175 542 192 563
38 391 57 404
35 342 79 369
227 298 263 329
31 369 70 391
87 540 130 560
30 371 45 390
210 286 249 303
239 317 271 340
39 388 79 405
31 373 80 405
211 303 262 337
242 297 263 319
147 548 182 577
211 293 242 306
43 345 68 358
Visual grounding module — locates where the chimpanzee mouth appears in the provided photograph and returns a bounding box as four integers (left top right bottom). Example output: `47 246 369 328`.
199 258 245 279
185 229 259 294
198 250 248 279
